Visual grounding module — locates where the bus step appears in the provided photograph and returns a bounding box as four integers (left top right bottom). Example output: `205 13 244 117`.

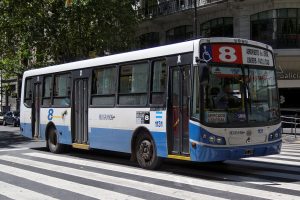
72 143 90 150
167 155 191 161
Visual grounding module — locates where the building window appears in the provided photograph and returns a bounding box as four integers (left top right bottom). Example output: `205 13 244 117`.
119 62 149 105
42 76 52 106
200 17 233 37
251 9 300 48
137 32 160 49
91 67 116 106
53 73 71 107
166 25 193 44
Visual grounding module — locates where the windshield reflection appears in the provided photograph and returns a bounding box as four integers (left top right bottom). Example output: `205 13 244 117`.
204 65 280 124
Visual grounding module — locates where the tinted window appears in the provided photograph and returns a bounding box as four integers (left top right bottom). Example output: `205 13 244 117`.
53 73 71 107
151 60 167 105
200 17 233 37
24 78 33 107
92 67 116 106
166 25 193 44
119 62 149 105
42 76 52 106
251 9 300 48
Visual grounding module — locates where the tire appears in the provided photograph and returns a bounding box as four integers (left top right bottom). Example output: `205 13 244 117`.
13 120 17 127
135 132 162 170
47 126 65 154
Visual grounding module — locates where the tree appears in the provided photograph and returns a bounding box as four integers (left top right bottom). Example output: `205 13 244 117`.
0 0 139 77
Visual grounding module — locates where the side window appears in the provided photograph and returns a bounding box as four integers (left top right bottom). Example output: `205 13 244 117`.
151 60 167 105
53 73 71 107
24 78 33 107
42 75 52 106
91 67 116 106
192 66 200 119
119 62 149 105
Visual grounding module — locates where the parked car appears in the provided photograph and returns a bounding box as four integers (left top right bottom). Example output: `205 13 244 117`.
0 112 3 125
3 111 20 127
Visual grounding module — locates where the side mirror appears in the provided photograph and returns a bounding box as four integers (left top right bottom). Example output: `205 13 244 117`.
199 64 209 86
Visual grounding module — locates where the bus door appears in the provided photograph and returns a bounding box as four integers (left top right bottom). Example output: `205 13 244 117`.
167 54 192 156
32 77 41 138
73 78 89 146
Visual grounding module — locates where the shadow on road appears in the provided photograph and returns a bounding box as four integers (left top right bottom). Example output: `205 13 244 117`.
0 130 32 148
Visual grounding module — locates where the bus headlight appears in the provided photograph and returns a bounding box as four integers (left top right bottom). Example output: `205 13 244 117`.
268 128 282 141
209 136 215 143
200 131 226 145
216 137 223 144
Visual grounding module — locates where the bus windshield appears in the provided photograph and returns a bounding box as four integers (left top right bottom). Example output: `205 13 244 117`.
203 65 280 125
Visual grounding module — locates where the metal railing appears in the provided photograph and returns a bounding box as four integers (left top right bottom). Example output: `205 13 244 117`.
136 0 226 20
281 114 299 138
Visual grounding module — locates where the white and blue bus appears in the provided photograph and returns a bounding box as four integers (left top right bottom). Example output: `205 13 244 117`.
20 38 282 169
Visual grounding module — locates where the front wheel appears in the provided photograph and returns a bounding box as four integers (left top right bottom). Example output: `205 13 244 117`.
47 126 65 154
135 133 162 170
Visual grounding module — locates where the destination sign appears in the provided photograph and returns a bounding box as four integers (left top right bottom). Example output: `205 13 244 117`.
199 44 274 67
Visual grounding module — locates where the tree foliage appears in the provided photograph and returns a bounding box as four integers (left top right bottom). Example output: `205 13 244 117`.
0 0 139 77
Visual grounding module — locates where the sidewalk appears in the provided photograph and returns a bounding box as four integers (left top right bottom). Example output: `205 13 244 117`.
282 134 300 144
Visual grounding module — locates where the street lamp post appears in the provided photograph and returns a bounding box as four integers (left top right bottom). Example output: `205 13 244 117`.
193 0 198 38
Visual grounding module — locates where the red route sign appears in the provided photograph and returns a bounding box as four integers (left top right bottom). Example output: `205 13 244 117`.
211 44 243 64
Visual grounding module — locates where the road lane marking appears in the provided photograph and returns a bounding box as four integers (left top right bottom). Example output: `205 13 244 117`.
0 155 228 200
0 180 59 200
0 162 143 200
22 152 300 200
0 148 29 152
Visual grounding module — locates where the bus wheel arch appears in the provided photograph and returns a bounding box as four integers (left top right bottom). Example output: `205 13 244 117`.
131 127 162 169
45 122 65 154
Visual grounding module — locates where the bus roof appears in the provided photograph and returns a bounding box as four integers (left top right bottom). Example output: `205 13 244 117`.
23 38 273 78
23 39 197 78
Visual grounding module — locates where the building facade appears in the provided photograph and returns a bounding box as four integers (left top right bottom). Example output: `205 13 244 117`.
136 0 300 113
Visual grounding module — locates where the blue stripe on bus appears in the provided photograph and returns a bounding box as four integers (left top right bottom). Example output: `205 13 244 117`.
155 116 163 119
20 123 32 139
21 123 72 145
89 128 168 157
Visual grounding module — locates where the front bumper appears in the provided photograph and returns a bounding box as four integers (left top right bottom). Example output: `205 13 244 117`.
190 140 282 162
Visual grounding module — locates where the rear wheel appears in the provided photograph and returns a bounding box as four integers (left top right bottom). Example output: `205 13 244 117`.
135 133 162 170
47 126 65 153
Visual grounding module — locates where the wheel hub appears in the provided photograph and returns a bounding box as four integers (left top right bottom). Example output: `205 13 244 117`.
139 140 152 161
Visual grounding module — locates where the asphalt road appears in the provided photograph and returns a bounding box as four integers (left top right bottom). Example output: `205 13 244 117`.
0 125 300 200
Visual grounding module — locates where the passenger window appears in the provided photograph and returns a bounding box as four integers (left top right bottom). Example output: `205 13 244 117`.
151 60 167 105
91 67 116 106
119 62 149 105
42 76 52 106
53 73 71 107
24 78 33 107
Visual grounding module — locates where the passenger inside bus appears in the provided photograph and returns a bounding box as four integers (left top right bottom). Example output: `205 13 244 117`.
212 84 238 109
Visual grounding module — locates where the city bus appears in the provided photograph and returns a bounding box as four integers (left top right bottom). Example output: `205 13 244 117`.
20 38 282 169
